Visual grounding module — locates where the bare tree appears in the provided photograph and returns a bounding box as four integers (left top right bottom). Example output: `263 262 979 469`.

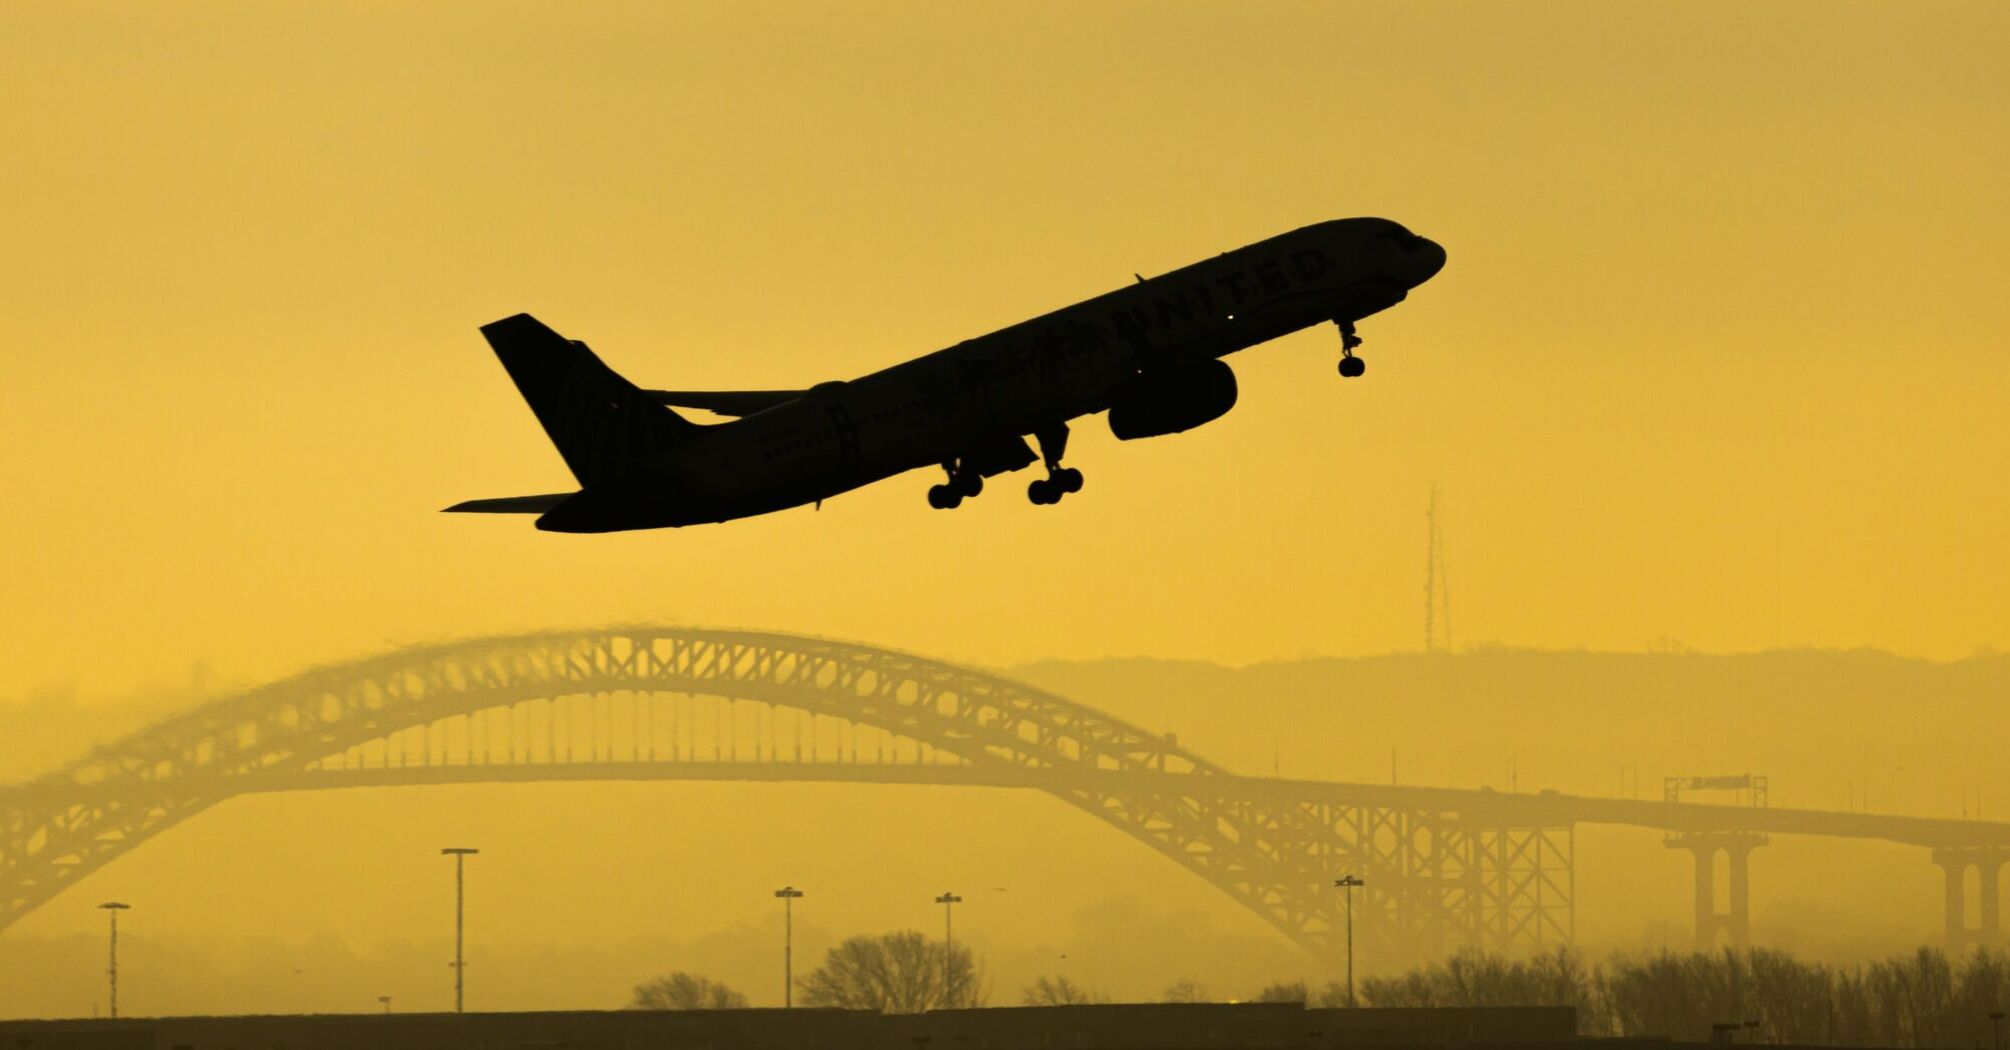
1022 974 1105 1005
1162 977 1211 1003
1255 981 1308 1004
798 931 985 1012
1314 980 1350 1009
629 972 750 1010
1358 947 1594 1014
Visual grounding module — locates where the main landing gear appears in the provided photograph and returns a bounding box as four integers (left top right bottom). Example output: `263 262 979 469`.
925 426 1084 510
1027 423 1083 506
927 460 984 510
1337 320 1366 378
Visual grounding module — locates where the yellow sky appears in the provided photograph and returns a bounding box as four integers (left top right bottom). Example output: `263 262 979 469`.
3 2 2008 698
2 0 2009 1017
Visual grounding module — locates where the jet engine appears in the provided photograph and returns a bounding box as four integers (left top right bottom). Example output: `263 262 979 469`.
1107 360 1238 440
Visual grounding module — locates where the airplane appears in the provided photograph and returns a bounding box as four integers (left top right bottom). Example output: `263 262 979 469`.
447 217 1446 532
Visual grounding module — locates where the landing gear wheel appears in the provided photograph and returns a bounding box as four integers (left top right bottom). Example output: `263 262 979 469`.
935 460 982 505
1030 424 1081 506
1337 320 1366 378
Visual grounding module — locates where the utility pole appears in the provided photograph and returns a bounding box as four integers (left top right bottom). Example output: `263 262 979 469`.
440 847 479 1013
1334 876 1365 1007
774 886 804 1007
99 902 130 1019
935 892 963 1001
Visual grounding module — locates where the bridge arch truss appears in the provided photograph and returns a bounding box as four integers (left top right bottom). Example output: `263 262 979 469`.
1 628 1572 961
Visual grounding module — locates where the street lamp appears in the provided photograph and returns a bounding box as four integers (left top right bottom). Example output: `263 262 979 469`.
774 887 804 1008
441 847 480 1013
935 892 963 999
1333 875 1365 1007
98 902 130 1019
379 995 393 1014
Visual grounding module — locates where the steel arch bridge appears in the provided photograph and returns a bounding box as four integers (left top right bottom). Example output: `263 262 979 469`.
0 627 1573 962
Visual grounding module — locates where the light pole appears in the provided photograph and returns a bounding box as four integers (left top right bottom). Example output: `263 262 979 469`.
99 902 130 1019
441 847 479 1013
379 995 393 1014
1989 1010 2003 1050
774 886 804 1007
1334 875 1365 1007
935 892 963 1001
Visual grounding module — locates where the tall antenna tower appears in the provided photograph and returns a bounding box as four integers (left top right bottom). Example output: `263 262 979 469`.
1424 484 1452 653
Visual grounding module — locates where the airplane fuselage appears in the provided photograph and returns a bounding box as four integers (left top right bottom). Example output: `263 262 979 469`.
499 218 1445 531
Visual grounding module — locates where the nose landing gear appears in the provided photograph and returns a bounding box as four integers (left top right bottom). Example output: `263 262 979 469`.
1337 320 1366 378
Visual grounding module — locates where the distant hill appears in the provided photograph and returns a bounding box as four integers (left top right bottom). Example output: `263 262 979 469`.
1003 648 2010 955
1005 649 2010 819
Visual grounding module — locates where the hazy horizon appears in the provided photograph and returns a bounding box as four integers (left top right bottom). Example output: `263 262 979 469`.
6 642 2006 1019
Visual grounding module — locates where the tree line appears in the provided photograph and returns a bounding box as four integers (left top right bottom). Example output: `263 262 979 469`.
631 936 2010 1049
1356 946 2010 1048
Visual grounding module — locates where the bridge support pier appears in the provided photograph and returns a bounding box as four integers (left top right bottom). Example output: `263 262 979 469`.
1668 832 1766 949
1933 848 2008 952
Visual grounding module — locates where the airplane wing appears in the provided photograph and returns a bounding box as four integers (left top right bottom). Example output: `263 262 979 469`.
645 390 805 418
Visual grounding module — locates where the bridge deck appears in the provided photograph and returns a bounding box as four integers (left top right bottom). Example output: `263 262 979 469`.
197 761 2010 850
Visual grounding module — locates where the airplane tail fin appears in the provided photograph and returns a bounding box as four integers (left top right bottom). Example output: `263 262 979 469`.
478 313 699 487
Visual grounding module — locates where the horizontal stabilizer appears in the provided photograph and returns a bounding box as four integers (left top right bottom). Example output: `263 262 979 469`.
443 493 575 514
646 389 804 418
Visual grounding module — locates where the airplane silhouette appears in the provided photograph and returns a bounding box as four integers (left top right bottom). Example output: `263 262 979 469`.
447 218 1445 532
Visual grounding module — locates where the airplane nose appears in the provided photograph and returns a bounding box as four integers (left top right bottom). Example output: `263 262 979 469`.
1412 237 1446 284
